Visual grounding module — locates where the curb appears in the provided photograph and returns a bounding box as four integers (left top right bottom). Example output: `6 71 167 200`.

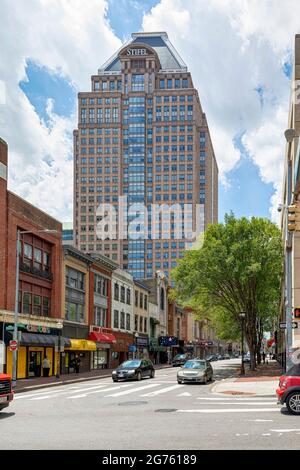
14 365 172 394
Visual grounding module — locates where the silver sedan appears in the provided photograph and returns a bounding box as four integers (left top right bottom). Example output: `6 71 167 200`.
177 359 213 384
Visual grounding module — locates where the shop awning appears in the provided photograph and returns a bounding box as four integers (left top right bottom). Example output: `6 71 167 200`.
89 332 116 344
20 333 71 348
65 339 96 351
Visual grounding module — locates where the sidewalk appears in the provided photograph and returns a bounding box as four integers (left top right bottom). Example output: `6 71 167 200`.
211 361 283 397
13 364 172 394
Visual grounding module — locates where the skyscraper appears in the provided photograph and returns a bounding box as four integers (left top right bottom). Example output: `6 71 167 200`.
74 32 218 279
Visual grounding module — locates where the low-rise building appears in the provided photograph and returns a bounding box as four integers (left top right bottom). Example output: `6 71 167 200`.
111 268 135 368
133 280 150 359
0 138 63 379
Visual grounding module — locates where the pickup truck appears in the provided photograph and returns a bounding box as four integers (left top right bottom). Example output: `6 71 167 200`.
0 374 14 411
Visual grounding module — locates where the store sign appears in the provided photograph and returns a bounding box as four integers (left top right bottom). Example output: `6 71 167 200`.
126 48 148 56
26 324 50 334
158 336 178 347
136 337 149 347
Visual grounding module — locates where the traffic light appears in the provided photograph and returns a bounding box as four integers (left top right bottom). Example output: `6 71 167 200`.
288 204 300 231
294 307 300 319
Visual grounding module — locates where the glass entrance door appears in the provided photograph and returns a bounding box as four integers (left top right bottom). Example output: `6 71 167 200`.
28 351 42 377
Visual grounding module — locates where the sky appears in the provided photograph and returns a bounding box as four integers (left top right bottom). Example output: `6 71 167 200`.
0 0 298 224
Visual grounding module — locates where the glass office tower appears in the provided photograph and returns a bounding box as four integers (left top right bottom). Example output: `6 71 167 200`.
73 32 218 279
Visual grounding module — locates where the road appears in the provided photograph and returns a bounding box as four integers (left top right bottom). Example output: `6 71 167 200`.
1 359 299 450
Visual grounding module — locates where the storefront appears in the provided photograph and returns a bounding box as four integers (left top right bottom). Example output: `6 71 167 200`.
62 339 96 374
111 331 135 369
149 338 165 364
89 330 116 370
136 334 149 359
4 328 69 379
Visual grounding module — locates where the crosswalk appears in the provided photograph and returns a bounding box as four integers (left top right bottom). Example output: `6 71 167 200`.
13 379 280 416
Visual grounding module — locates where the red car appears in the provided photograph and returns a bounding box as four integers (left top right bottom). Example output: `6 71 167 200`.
0 374 14 411
276 364 300 415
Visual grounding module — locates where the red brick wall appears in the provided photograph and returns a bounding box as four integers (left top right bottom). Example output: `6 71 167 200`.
0 139 8 309
0 138 62 318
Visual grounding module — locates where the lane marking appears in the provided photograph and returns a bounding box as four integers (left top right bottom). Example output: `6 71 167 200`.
67 384 132 399
194 402 277 406
177 392 192 397
246 419 274 422
177 408 281 413
27 384 112 400
15 386 80 399
105 383 160 397
197 397 275 401
141 384 183 397
16 382 114 400
270 429 300 433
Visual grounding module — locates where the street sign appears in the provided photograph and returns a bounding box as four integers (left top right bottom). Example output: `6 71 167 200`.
128 345 137 353
279 322 298 330
9 340 18 351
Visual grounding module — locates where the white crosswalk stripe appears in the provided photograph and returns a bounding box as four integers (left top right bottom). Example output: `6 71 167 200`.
67 384 132 399
141 384 183 397
105 383 160 397
177 408 280 413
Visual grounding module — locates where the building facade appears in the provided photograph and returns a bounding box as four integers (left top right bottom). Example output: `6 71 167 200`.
0 138 63 379
280 35 300 368
133 280 150 358
111 268 134 368
73 31 218 279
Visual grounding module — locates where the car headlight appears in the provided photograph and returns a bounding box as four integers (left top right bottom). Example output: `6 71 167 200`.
178 371 184 376
112 370 117 375
127 370 136 374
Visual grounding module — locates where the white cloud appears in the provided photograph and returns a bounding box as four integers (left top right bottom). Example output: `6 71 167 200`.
143 0 297 220
0 0 121 221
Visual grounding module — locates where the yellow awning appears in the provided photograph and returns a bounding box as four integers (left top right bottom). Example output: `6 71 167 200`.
65 339 96 351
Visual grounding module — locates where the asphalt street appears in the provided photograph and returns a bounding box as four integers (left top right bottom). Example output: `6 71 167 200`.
1 359 299 450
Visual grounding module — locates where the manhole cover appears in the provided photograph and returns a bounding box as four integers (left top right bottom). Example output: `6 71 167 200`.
118 401 148 406
155 408 177 413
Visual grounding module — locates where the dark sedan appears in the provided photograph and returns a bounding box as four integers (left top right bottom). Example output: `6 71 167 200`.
172 353 191 367
112 359 155 382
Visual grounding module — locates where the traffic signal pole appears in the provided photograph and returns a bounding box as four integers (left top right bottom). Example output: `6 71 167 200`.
285 160 293 372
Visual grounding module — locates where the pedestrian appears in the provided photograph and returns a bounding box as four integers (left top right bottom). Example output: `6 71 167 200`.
74 355 81 374
42 356 51 377
262 351 266 364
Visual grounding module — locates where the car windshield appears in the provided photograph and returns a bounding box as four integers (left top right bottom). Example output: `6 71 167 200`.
183 361 205 369
174 354 186 359
119 360 141 368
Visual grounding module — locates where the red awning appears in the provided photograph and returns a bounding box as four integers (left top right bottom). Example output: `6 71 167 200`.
89 332 117 344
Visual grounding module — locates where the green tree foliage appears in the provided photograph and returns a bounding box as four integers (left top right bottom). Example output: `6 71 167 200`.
171 214 283 370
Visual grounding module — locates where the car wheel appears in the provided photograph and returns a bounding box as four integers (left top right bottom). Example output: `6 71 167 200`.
286 392 300 415
137 371 142 381
177 380 182 384
150 369 155 379
113 378 118 382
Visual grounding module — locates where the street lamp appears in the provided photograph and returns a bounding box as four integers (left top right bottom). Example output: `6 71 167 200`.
12 228 58 387
56 321 63 378
239 312 246 375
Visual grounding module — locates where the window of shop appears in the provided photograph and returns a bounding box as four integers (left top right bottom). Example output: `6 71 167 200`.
92 350 108 369
114 283 119 300
94 306 107 326
126 313 131 330
65 302 84 323
113 310 119 328
20 290 51 317
94 274 108 296
126 288 131 305
120 311 125 329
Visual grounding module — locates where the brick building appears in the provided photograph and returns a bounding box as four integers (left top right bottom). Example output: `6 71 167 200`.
0 138 63 378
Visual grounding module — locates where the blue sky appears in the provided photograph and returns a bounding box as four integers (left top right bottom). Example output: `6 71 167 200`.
16 0 291 223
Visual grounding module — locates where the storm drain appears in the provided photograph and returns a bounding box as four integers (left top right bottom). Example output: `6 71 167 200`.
155 408 177 413
118 401 148 406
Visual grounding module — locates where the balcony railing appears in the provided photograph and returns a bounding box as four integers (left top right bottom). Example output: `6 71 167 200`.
20 261 53 281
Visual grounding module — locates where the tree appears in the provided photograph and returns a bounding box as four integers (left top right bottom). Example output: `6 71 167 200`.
171 214 283 370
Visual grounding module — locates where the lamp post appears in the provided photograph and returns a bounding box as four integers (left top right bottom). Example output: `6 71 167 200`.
12 228 58 387
239 312 246 375
56 321 63 378
134 332 139 359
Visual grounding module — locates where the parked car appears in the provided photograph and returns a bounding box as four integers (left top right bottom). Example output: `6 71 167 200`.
0 374 14 411
206 355 218 362
177 359 213 384
243 352 251 363
217 355 225 360
112 359 155 382
277 364 300 415
224 354 231 360
172 353 191 367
